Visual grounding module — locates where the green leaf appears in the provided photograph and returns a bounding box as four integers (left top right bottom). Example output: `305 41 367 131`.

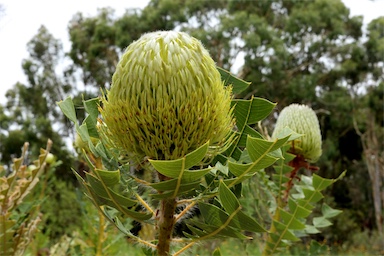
288 199 312 218
231 98 276 129
312 171 346 191
230 210 266 233
302 188 324 203
309 240 329 255
247 136 289 162
86 174 136 207
199 202 230 227
149 179 200 193
191 220 249 239
321 204 342 218
279 209 306 230
313 216 332 228
83 97 100 138
95 169 120 186
149 142 209 179
273 127 303 141
305 225 321 234
217 66 250 94
225 97 276 160
219 181 240 214
57 97 77 123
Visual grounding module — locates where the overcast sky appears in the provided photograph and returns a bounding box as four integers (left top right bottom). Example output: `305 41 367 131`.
0 0 383 104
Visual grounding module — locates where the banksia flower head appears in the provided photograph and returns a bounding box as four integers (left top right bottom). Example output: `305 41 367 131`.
100 31 234 162
272 104 322 163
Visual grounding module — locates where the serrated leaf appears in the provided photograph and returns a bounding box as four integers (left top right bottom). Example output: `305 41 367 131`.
225 97 276 160
57 97 77 123
86 174 137 207
217 67 250 94
313 216 332 228
302 188 324 203
288 198 312 218
309 240 329 255
191 221 249 239
312 171 346 191
199 202 230 227
279 209 306 230
273 127 303 141
82 97 100 138
322 204 342 218
312 174 334 191
219 181 240 214
234 156 278 176
232 98 276 129
230 210 266 232
247 136 289 162
149 179 200 193
94 169 120 186
149 142 208 178
304 225 321 234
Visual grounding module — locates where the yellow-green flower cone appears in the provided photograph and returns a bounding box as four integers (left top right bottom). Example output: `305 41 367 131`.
100 31 233 161
272 104 322 163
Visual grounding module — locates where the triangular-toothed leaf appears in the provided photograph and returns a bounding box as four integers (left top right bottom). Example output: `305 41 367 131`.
186 224 207 237
231 98 276 129
149 142 209 178
312 174 335 191
77 123 99 157
238 126 263 146
86 174 137 207
219 181 240 214
199 202 230 227
83 97 100 122
288 198 312 218
322 204 342 218
180 168 211 183
149 179 200 193
224 97 276 160
273 220 287 232
191 221 249 239
273 220 300 243
273 164 294 175
83 98 100 138
312 171 346 191
57 97 77 123
230 210 266 233
313 216 332 228
279 209 306 230
228 156 277 178
218 66 250 94
273 127 303 142
247 136 290 162
94 169 120 186
214 162 229 176
305 225 321 234
103 207 135 237
302 188 324 203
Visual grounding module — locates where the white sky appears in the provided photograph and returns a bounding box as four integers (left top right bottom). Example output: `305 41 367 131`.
0 0 383 104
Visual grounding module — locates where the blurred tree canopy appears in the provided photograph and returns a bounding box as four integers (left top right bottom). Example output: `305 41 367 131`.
0 0 382 246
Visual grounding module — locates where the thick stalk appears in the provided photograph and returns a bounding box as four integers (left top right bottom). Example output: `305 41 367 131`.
157 198 177 256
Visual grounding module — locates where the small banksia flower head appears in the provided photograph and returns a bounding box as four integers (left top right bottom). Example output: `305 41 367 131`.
272 104 322 163
100 31 234 161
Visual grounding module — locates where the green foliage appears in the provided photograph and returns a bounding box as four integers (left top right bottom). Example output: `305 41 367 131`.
1 0 382 253
58 68 343 255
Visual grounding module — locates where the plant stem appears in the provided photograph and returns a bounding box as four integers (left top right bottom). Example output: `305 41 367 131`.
157 198 177 256
96 207 105 256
